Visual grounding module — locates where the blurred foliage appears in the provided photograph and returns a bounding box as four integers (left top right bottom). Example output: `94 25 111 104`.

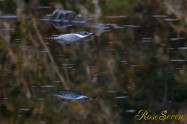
101 0 140 16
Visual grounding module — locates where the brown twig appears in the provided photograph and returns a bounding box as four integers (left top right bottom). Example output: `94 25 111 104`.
31 18 69 89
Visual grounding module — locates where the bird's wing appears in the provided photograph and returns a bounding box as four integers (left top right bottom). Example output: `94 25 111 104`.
56 34 81 44
60 90 83 95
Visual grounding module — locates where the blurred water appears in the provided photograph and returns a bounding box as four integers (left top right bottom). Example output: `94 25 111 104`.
0 0 187 124
0 15 17 19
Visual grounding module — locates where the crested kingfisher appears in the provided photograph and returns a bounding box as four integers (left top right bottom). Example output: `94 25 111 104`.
48 31 94 44
51 90 96 101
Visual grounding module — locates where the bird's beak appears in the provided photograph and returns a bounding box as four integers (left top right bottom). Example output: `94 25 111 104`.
90 33 94 35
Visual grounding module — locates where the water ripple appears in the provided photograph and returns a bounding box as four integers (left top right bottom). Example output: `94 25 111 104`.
177 47 187 50
124 25 140 28
164 18 179 22
170 38 186 41
0 14 17 19
152 15 168 18
114 96 128 99
170 59 187 62
106 16 127 18
125 109 136 113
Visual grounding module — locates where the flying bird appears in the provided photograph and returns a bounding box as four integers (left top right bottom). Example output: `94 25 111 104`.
48 31 94 44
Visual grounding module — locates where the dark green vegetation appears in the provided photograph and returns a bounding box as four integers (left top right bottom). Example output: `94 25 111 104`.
0 0 187 124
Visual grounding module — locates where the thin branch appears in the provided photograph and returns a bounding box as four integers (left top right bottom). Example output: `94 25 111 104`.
32 18 69 89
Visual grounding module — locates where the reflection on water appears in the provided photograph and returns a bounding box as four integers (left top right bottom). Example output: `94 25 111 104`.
170 59 187 62
114 96 128 99
50 90 96 101
0 0 187 124
177 47 187 50
124 25 140 28
106 16 127 19
41 9 90 29
40 85 54 88
170 38 186 41
0 14 17 19
125 109 136 113
164 18 179 22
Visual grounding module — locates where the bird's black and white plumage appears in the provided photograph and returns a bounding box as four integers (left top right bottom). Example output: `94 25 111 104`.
51 90 96 101
48 31 94 44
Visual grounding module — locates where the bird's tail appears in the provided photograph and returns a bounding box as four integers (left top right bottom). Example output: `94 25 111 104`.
46 37 55 40
46 93 54 97
46 35 58 40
